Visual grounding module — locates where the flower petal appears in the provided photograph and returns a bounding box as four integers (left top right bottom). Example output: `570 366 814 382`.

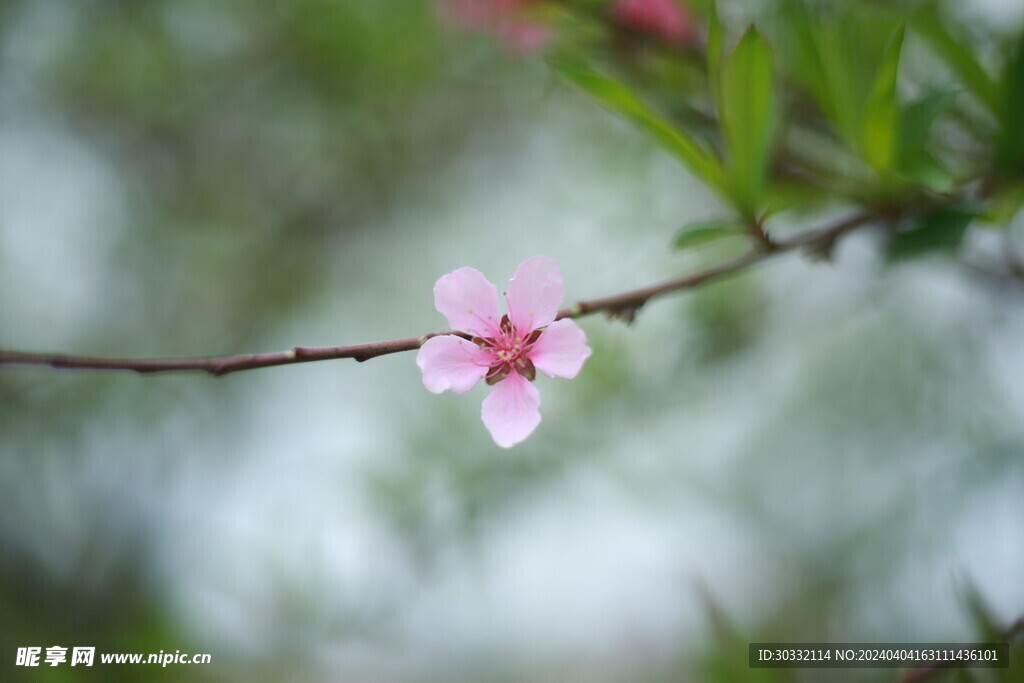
505 255 564 333
481 371 541 448
434 267 502 337
529 318 592 379
416 335 492 394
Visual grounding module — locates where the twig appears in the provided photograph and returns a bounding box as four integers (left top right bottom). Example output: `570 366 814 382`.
558 210 873 323
0 335 467 377
0 212 873 377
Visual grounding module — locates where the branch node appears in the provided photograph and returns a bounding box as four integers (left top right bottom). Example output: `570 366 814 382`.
604 305 640 325
804 237 838 263
747 218 778 252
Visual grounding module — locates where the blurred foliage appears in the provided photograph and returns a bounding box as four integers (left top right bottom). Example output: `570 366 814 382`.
686 274 764 361
542 0 1024 258
2 1 1024 681
6 0 530 357
2 0 517 678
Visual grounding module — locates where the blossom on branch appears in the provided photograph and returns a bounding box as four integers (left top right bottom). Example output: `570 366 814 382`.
417 256 592 447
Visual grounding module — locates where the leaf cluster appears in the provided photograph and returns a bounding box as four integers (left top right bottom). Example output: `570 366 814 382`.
548 0 1024 260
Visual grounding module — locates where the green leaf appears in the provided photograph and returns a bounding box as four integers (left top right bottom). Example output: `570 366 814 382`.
887 207 975 261
718 26 776 218
817 22 866 146
912 3 997 112
981 184 1024 225
901 151 954 194
959 582 1003 643
779 0 831 120
761 181 829 217
861 26 905 171
672 220 745 251
996 26 1024 177
898 90 954 155
707 0 723 96
781 4 908 157
552 60 726 193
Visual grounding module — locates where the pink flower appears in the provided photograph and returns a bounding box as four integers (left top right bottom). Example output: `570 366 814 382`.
610 0 695 45
435 0 553 55
496 19 552 55
417 256 592 448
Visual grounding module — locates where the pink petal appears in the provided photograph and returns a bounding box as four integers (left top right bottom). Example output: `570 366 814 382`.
481 371 541 447
528 318 592 379
505 256 564 333
498 20 552 55
434 267 502 337
439 0 532 29
611 0 694 44
417 335 492 394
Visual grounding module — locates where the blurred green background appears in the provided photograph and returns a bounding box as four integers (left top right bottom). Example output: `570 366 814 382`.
1 0 1023 681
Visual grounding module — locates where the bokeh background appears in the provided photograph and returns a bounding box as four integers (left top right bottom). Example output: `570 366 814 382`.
1 0 1023 681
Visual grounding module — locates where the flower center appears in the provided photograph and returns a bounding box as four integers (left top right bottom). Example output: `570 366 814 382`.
474 315 542 384
494 336 526 363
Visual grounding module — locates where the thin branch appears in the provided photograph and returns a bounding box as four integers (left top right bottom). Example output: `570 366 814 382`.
557 249 767 324
0 212 873 377
0 335 466 377
558 210 873 323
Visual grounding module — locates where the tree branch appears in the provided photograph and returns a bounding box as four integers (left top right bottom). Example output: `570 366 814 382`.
557 211 872 322
0 212 873 377
0 336 465 377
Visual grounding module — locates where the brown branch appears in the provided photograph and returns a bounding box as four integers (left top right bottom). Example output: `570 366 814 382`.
0 335 465 377
555 249 767 324
0 212 874 377
558 210 873 323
